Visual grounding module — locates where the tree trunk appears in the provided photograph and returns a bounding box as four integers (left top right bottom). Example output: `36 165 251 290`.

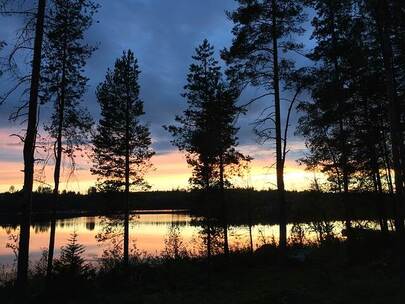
247 189 254 254
271 0 287 252
16 0 46 289
380 126 394 194
202 175 212 259
364 97 388 234
47 37 68 277
205 185 212 260
375 0 405 284
329 8 352 235
219 154 229 257
124 95 130 268
47 102 64 277
371 155 389 234
376 0 405 230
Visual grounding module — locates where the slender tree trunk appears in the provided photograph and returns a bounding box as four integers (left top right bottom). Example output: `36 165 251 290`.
329 8 352 239
364 97 388 234
219 154 229 257
206 185 212 260
16 0 46 290
248 222 254 254
247 189 254 254
271 0 286 252
380 127 394 194
375 0 405 284
376 0 405 231
47 37 67 277
47 103 64 277
371 160 389 234
371 156 388 235
202 163 212 259
124 95 130 268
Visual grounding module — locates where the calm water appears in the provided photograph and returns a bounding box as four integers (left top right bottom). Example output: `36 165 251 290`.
0 212 381 269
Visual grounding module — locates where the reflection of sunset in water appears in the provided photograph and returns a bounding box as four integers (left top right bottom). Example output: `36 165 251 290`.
0 214 200 267
1 213 379 269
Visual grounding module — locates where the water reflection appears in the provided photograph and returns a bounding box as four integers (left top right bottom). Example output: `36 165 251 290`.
86 217 96 231
0 213 383 269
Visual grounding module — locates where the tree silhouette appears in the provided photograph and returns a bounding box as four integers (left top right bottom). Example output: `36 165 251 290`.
54 232 89 278
298 0 404 232
222 0 306 252
167 40 249 191
41 0 98 277
4 0 47 289
363 0 405 283
166 39 250 256
304 0 360 236
91 50 154 267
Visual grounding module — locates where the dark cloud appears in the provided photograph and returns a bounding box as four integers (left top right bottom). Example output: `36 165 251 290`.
0 0 313 161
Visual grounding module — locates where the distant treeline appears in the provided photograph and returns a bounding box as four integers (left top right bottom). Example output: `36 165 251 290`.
0 190 395 224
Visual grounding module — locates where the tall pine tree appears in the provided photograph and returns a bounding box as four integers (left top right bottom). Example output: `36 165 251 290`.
222 0 306 251
362 0 405 284
166 40 249 191
41 0 98 276
91 50 154 267
10 0 47 288
166 40 250 257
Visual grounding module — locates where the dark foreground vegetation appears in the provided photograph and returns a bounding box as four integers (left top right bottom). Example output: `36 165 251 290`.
0 229 399 304
0 190 396 225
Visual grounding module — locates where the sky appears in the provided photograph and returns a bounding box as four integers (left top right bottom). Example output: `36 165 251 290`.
0 0 322 193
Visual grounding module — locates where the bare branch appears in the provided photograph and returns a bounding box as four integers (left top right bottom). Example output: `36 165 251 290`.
10 133 25 142
241 92 274 108
282 87 302 166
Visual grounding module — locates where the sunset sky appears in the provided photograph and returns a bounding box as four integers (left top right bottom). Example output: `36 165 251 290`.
0 0 320 193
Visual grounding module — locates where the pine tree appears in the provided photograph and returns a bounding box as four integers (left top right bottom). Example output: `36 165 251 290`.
54 232 89 278
91 50 154 267
222 0 306 251
361 0 405 284
14 0 47 288
166 40 250 191
41 0 98 276
166 40 250 257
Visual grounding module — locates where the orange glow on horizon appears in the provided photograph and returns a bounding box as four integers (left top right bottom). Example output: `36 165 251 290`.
0 128 322 193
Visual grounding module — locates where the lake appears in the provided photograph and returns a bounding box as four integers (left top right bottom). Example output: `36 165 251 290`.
0 211 382 270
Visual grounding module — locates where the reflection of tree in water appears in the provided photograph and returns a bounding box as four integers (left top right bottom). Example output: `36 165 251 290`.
190 217 225 257
33 222 51 233
96 216 125 257
351 220 379 230
96 215 143 269
289 223 307 246
256 228 277 247
162 224 187 259
228 226 253 252
307 221 337 243
0 224 18 230
85 217 96 231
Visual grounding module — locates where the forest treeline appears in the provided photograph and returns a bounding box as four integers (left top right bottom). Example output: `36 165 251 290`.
0 190 397 226
0 0 404 292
